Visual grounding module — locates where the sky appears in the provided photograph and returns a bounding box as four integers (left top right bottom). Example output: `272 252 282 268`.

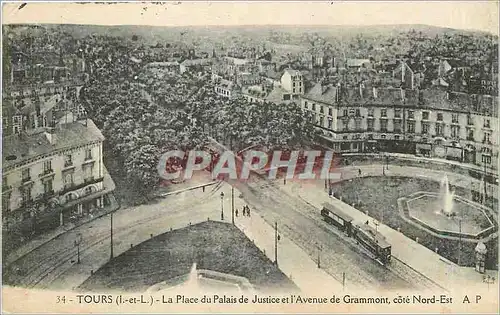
2 1 499 35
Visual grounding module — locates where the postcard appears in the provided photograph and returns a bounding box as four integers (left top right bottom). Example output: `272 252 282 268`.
1 1 499 313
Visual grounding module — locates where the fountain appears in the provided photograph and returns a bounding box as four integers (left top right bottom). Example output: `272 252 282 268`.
440 175 456 217
186 262 199 288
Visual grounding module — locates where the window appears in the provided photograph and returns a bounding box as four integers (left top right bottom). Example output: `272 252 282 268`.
380 134 386 139
394 120 401 133
312 104 316 111
452 114 459 123
368 108 374 117
483 132 491 144
319 116 324 127
320 106 324 114
43 179 53 194
343 109 348 116
367 134 373 140
355 119 361 130
367 119 374 131
467 116 473 125
304 101 308 109
380 119 388 132
64 173 74 188
85 149 92 160
408 110 414 119
342 121 349 131
22 168 30 182
407 121 415 133
64 154 73 167
482 155 492 164
394 109 401 118
484 119 491 128
355 109 361 117
43 160 52 173
436 123 444 136
21 187 32 205
381 109 387 117
395 135 400 140
327 118 333 129
437 113 443 121
422 111 429 120
451 126 460 138
422 122 429 134
467 129 474 141
328 108 332 116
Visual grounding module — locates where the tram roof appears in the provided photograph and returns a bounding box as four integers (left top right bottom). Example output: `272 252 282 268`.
355 223 391 249
322 202 354 223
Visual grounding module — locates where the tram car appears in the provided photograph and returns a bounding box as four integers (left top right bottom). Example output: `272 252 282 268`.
320 202 391 265
352 223 392 264
320 202 354 237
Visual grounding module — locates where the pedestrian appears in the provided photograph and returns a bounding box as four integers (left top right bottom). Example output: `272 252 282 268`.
235 208 239 217
358 168 362 176
242 206 246 216
247 206 251 217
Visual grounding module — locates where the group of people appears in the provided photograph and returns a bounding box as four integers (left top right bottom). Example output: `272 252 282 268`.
235 205 251 217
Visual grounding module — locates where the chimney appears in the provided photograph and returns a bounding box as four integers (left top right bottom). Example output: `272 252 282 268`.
373 87 378 99
44 130 57 145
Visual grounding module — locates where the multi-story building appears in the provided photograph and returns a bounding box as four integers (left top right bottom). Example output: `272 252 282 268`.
301 82 498 172
2 117 116 236
280 69 304 98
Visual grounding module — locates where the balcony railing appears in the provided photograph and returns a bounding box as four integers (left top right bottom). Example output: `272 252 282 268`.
64 161 74 168
60 176 104 196
39 169 54 178
21 176 32 183
467 136 475 141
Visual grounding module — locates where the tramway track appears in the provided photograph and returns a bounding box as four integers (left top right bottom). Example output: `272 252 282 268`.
11 182 225 289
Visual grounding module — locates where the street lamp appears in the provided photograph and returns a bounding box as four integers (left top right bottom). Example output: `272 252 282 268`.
317 243 323 268
274 221 281 266
75 232 82 264
220 192 224 221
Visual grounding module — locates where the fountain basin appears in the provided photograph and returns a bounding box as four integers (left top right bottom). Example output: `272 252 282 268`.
398 192 497 241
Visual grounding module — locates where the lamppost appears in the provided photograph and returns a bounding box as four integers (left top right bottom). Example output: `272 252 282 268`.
317 243 323 268
220 192 224 221
274 221 281 266
231 187 235 225
458 219 462 265
75 232 82 264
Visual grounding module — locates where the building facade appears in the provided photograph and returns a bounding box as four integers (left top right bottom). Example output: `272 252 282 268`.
301 83 498 172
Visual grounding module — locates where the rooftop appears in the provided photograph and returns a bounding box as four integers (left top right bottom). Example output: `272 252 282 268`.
3 119 104 170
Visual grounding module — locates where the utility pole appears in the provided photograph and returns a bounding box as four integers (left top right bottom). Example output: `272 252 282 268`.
231 187 235 225
110 212 114 259
342 272 346 289
274 221 278 266
317 244 322 268
220 192 224 221
458 219 462 266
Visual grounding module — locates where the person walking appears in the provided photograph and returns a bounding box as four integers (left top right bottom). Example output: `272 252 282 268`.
242 206 246 217
235 208 239 217
247 206 251 217
358 168 362 176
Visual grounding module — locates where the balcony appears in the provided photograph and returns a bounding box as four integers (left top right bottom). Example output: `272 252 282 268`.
64 161 74 168
466 136 475 141
21 176 33 185
39 169 55 179
60 176 104 196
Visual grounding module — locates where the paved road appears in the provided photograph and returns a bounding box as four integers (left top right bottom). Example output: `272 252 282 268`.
3 181 227 290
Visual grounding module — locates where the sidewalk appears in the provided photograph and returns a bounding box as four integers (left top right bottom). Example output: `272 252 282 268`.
283 180 494 291
229 191 344 294
343 152 497 177
4 179 218 268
